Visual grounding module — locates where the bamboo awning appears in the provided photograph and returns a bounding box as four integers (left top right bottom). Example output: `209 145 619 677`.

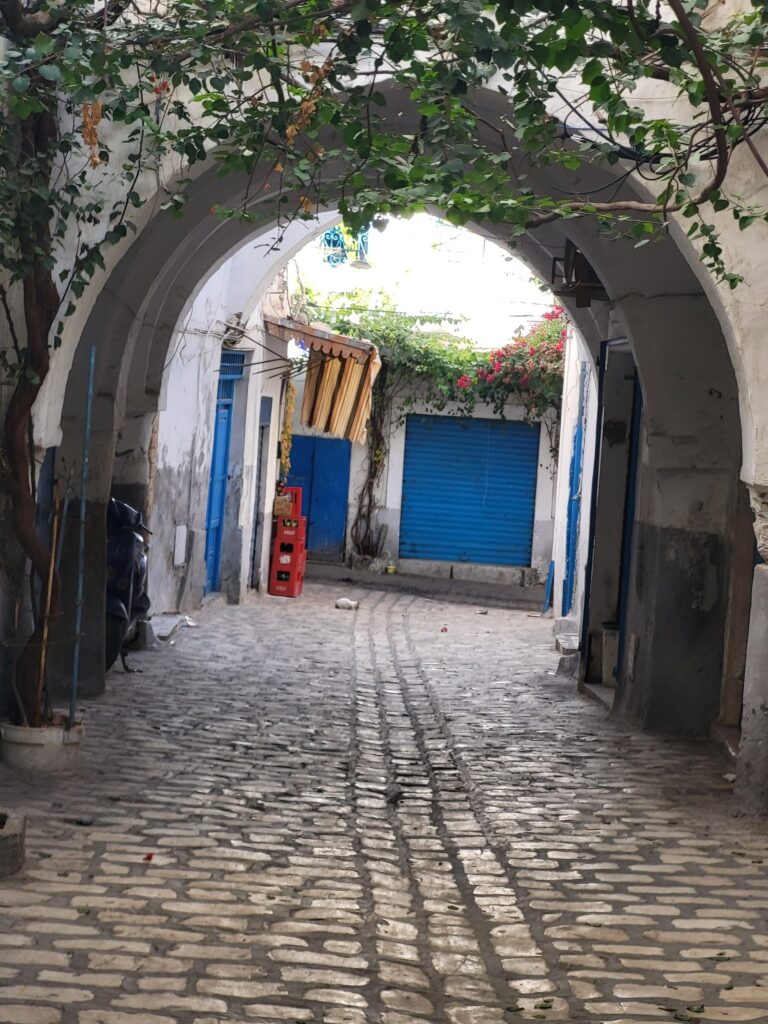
264 316 381 446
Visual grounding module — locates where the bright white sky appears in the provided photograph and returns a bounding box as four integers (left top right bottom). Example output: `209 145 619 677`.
290 213 555 350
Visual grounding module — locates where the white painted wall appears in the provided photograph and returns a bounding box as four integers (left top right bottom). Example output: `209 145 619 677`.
551 331 599 631
252 372 285 595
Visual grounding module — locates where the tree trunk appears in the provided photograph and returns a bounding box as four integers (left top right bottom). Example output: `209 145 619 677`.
2 108 61 725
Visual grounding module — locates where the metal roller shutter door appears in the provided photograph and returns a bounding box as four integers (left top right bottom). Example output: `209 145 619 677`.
399 414 540 565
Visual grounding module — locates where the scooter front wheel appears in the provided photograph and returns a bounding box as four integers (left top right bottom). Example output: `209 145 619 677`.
105 614 126 672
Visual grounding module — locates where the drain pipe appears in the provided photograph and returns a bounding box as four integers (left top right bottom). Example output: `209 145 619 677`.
68 347 97 731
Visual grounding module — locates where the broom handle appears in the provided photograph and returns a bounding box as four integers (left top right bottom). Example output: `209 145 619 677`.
36 483 60 726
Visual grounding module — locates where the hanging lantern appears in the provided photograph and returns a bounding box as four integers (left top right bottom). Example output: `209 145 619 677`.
320 225 348 266
350 226 371 269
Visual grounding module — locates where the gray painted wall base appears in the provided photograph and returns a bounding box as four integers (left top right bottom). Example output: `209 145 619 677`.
616 522 727 737
735 565 768 815
49 499 107 701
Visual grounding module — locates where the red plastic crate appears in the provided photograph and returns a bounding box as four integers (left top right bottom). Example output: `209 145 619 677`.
283 486 303 517
272 536 306 569
267 524 306 597
268 564 305 597
274 515 307 542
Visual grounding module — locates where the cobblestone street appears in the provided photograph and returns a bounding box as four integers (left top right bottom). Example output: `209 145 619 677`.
2 581 768 1024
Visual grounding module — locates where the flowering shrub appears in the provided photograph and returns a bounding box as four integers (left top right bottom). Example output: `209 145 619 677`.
456 306 567 423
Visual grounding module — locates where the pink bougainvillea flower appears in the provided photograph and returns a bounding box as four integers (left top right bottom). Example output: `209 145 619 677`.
457 374 473 389
543 304 565 321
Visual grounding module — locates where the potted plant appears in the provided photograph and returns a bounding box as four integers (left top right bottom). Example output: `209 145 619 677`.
0 492 85 772
0 355 96 773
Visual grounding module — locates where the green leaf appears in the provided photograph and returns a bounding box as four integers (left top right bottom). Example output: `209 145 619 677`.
581 58 603 84
39 64 62 82
12 75 31 93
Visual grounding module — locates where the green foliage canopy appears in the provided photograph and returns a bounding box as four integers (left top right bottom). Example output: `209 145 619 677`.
305 288 478 414
0 0 766 352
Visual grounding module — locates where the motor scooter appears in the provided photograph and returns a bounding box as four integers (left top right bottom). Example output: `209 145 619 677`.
105 497 150 671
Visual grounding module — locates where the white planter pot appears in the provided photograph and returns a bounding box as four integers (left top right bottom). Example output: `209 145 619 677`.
0 722 84 773
0 812 25 877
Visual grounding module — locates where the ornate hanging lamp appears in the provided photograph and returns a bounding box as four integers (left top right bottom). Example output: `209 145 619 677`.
320 223 372 268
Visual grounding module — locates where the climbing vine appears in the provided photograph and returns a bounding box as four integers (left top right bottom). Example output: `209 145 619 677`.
303 290 566 557
457 305 568 455
280 378 297 477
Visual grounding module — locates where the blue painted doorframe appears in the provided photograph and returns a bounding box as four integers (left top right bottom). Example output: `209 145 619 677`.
204 351 245 594
288 434 352 561
562 363 587 615
204 396 233 593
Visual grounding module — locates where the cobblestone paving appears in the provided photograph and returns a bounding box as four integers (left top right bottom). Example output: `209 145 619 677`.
2 582 768 1024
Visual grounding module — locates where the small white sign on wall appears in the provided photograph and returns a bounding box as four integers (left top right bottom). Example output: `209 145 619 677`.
173 524 188 567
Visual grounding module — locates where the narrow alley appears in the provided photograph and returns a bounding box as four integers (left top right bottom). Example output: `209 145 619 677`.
2 583 768 1024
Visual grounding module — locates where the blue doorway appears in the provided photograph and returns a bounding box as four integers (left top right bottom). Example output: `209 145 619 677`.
204 351 245 593
288 435 351 561
616 375 643 671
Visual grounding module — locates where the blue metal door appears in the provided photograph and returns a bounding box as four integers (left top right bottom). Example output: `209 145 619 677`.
400 414 540 565
288 435 351 561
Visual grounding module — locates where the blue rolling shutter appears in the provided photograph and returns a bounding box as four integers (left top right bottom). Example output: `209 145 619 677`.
399 414 540 566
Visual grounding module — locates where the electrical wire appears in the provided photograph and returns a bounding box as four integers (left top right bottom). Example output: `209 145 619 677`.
305 302 554 319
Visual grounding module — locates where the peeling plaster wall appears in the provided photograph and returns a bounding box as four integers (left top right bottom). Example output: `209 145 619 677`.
148 279 223 614
147 261 288 614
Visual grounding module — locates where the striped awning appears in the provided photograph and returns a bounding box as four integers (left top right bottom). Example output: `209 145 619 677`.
264 316 380 445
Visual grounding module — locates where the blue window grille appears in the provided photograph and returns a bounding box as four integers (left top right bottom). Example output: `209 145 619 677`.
219 348 246 380
218 349 246 400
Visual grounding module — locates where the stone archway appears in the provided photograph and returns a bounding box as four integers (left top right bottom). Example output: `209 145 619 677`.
47 83 746 785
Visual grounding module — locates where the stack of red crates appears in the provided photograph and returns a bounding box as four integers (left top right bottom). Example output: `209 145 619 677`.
267 486 307 597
